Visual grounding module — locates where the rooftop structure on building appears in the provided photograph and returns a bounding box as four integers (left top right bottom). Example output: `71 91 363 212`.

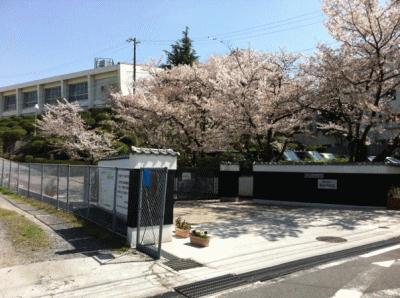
0 59 148 117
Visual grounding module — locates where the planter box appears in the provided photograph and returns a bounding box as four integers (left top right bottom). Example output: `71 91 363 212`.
175 228 190 238
190 235 210 247
387 197 400 210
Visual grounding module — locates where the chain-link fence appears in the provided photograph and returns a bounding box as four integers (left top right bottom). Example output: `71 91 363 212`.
174 167 219 200
136 168 168 259
0 158 128 237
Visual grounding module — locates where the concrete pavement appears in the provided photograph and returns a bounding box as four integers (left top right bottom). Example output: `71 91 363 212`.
165 202 400 287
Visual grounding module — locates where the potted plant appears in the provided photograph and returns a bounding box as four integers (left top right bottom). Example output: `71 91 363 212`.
175 217 191 238
190 229 210 247
387 186 400 210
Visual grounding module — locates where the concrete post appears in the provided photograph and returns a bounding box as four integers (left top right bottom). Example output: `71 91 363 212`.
0 92 4 116
16 88 22 115
87 75 95 108
61 80 68 99
37 84 44 112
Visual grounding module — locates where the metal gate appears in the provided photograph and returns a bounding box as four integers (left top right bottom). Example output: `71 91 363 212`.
136 168 168 259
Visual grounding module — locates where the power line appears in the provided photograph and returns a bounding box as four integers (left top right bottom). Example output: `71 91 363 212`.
206 12 323 39
1 10 327 81
140 10 323 44
0 42 130 79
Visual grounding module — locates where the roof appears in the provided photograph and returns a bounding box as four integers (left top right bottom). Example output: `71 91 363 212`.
130 146 180 156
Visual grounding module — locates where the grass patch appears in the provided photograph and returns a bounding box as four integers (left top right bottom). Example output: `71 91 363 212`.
0 208 50 251
0 187 126 248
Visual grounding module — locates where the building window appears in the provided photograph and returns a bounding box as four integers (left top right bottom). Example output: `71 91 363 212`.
69 82 88 101
23 91 38 108
4 95 16 111
44 86 61 104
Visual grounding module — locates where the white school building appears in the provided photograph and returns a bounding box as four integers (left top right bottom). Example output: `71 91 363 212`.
0 59 147 117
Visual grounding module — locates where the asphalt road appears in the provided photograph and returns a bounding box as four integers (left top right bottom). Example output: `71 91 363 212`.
217 244 400 298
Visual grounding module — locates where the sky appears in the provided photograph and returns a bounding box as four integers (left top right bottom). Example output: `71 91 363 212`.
0 0 334 87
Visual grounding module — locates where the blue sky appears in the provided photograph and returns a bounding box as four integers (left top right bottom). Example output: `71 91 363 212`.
0 0 333 86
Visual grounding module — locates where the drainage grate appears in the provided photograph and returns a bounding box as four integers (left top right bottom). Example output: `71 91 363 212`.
161 250 180 261
316 236 347 243
92 252 115 264
172 237 400 297
164 258 203 271
175 274 247 298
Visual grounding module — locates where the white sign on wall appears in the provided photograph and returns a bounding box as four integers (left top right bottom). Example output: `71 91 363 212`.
182 172 191 180
98 169 129 218
317 179 337 190
304 173 324 179
115 171 129 216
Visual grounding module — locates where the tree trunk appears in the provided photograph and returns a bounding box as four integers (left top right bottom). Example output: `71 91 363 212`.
354 140 368 162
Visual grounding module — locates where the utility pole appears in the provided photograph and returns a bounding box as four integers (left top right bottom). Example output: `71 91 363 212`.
126 37 140 93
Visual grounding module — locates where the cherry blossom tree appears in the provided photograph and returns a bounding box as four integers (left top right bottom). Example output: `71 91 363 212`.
110 63 225 163
304 0 400 161
37 99 116 162
210 49 309 161
111 49 309 162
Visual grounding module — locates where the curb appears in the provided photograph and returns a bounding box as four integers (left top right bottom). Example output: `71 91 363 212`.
157 236 400 298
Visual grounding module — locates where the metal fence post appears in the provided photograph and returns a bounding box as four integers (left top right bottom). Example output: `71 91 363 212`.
1 159 4 187
16 163 20 194
56 164 60 209
40 164 44 201
66 165 70 211
86 166 91 218
157 169 168 258
27 163 31 197
136 169 143 248
8 161 11 189
112 168 119 232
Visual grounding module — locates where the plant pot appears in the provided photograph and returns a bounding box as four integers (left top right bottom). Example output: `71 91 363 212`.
175 228 191 238
387 196 400 210
190 235 210 247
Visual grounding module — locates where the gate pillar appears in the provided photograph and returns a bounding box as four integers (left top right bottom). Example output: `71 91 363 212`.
124 147 179 248
219 163 240 201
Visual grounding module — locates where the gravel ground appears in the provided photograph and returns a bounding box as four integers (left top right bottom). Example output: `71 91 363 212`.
0 221 22 267
0 196 77 268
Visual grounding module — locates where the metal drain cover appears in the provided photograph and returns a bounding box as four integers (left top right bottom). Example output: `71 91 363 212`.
164 258 203 271
316 236 347 243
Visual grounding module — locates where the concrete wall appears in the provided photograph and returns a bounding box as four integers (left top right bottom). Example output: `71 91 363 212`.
253 164 400 207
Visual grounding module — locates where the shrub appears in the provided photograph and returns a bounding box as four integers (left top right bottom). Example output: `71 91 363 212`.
25 155 34 162
388 186 400 199
191 229 209 239
175 217 191 230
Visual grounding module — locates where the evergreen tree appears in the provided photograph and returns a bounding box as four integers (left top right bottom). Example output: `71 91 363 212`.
164 27 199 67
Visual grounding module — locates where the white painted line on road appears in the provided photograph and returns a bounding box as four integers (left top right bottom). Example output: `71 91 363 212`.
332 289 362 298
330 266 383 298
361 244 400 258
318 259 351 270
362 288 400 297
372 260 395 268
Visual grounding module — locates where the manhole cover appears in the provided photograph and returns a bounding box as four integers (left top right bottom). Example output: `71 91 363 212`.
316 236 347 243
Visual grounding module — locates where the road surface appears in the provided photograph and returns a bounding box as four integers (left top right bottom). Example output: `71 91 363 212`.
218 243 400 298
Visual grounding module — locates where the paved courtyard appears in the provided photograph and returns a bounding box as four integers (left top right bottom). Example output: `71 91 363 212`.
163 200 400 282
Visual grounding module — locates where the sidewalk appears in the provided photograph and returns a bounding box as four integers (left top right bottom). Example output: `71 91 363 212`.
0 254 175 298
0 195 177 298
